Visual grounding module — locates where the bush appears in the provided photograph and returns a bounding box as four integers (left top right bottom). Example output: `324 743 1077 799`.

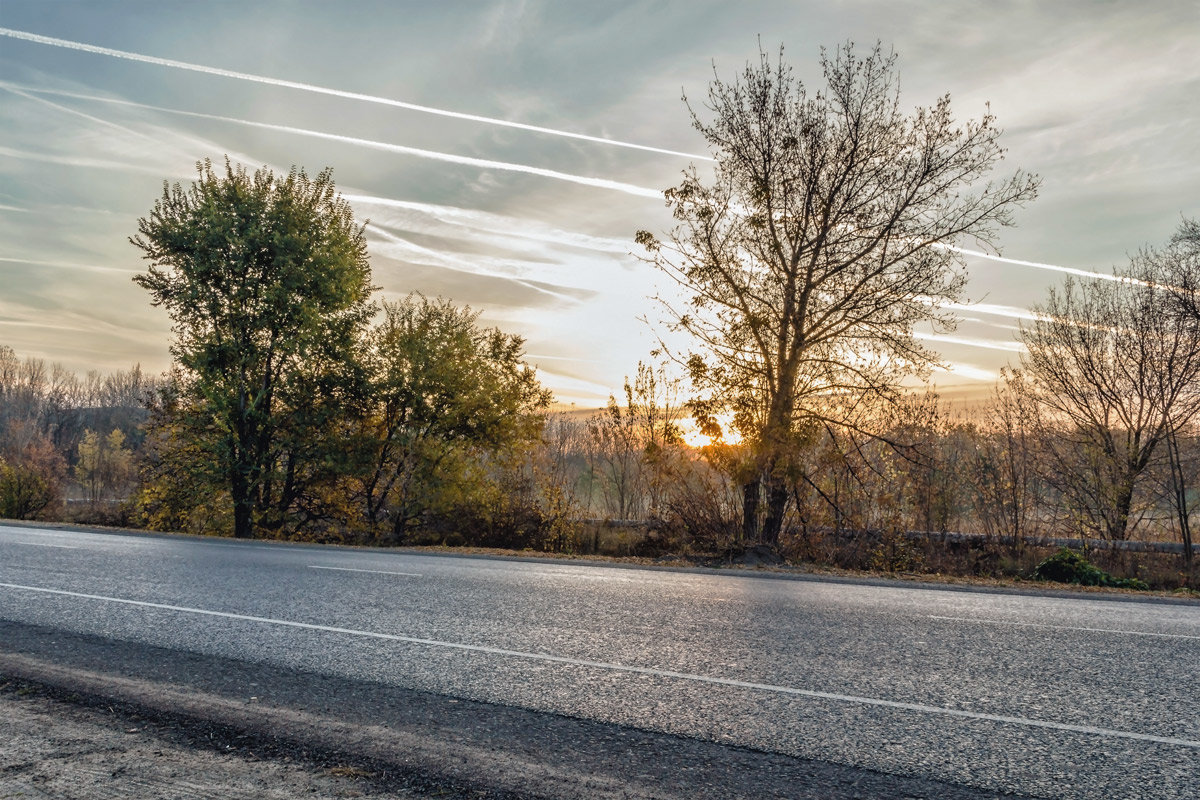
869 529 925 573
1032 548 1148 590
0 459 59 520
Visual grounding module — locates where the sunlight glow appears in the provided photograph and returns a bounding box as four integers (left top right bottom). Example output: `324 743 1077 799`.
681 414 744 448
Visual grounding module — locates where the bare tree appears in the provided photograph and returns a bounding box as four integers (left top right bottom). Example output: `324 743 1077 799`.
587 362 685 520
1021 265 1200 541
971 368 1040 550
1132 219 1200 567
587 398 644 520
637 42 1039 545
538 412 592 516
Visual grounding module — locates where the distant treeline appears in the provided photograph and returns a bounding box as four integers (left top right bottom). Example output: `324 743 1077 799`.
0 344 152 519
2 342 1197 589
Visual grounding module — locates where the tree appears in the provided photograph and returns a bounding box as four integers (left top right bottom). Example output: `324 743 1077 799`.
360 295 551 540
1130 218 1200 567
132 158 375 538
587 362 684 519
587 398 644 519
970 368 1039 551
1020 267 1200 541
0 458 57 520
75 428 135 504
637 43 1039 545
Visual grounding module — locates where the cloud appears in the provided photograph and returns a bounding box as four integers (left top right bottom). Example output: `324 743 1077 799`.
931 361 998 383
526 367 615 405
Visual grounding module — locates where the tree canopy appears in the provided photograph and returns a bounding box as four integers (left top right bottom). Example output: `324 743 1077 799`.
638 42 1039 544
1021 219 1200 543
362 294 552 539
132 158 375 538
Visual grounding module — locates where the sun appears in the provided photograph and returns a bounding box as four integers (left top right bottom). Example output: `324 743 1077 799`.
680 415 743 448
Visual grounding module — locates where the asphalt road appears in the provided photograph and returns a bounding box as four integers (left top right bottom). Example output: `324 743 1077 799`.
1 522 1197 799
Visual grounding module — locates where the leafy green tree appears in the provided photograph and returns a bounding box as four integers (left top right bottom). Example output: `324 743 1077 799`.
361 295 551 540
134 372 231 535
132 159 374 538
637 43 1038 545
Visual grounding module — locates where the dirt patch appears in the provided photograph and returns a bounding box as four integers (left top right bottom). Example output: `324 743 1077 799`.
0 679 441 799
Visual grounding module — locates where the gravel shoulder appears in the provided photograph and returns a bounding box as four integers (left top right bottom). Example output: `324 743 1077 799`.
0 620 1034 800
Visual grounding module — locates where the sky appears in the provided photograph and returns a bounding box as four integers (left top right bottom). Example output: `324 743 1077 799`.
0 0 1197 405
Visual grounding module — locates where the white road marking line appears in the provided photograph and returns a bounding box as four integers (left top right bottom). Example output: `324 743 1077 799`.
1 580 1196 750
929 615 1200 641
521 570 638 582
308 566 422 578
10 541 80 549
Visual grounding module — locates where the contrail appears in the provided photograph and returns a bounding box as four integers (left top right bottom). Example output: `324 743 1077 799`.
4 84 662 199
914 331 1025 353
935 243 1150 286
368 225 581 302
0 256 139 275
343 193 632 254
0 26 711 162
938 300 1045 323
1 83 182 153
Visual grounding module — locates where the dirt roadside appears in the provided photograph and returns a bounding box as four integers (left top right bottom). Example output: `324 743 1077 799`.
1 678 424 800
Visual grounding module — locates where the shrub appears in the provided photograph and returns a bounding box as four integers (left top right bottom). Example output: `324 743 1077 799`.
0 459 58 520
869 529 925 573
1032 548 1148 590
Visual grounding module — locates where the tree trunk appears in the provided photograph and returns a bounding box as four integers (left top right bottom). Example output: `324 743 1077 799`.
232 469 253 539
232 388 254 539
1107 477 1135 542
1167 429 1193 573
762 477 789 546
742 478 760 543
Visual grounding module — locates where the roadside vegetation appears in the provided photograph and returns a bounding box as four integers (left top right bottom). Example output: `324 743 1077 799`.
2 43 1197 591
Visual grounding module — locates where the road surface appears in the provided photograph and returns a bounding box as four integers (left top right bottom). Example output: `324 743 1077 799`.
1 522 1197 798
